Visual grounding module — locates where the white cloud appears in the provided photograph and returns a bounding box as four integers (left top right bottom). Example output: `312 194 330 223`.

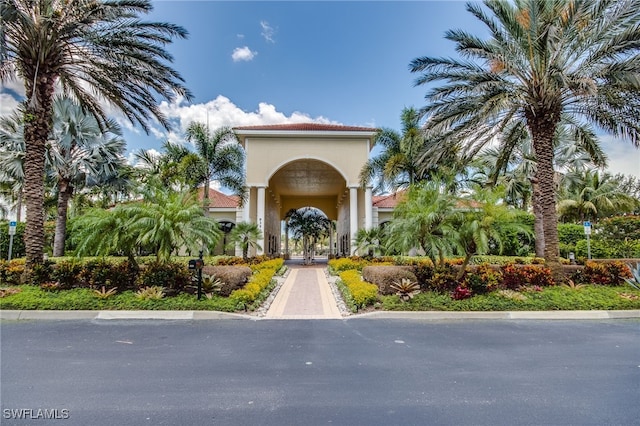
0 93 20 117
598 134 640 179
260 21 276 43
231 46 257 62
152 95 337 146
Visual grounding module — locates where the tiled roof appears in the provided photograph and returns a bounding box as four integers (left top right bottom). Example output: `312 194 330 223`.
234 123 377 132
197 187 240 208
372 191 407 208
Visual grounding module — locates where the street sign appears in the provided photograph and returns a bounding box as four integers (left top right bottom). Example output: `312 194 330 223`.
583 221 591 235
8 221 17 236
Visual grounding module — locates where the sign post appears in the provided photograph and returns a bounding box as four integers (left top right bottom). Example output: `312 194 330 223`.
7 221 16 261
583 221 592 260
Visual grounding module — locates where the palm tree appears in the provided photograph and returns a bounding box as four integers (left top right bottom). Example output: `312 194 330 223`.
227 222 262 261
185 123 246 205
287 207 331 264
558 169 637 222
451 186 532 280
385 178 459 266
1 0 191 271
128 184 222 262
354 227 386 258
48 97 126 256
410 0 640 268
359 107 426 193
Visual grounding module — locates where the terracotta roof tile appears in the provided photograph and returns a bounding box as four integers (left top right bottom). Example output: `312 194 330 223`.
197 187 240 208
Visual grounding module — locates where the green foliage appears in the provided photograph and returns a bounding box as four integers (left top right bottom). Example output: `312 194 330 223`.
228 260 281 309
0 259 25 285
137 261 191 296
390 278 421 302
500 264 555 290
0 221 26 259
328 257 370 273
136 286 165 300
463 264 502 295
52 260 83 289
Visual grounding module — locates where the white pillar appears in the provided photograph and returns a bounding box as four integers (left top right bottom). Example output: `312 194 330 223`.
365 186 373 230
257 186 266 255
242 186 251 223
349 186 358 255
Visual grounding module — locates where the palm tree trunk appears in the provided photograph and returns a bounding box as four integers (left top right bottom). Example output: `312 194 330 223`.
529 114 561 269
23 74 56 273
531 179 545 258
53 180 73 257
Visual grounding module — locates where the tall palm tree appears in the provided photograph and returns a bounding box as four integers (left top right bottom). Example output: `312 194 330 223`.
185 123 246 205
1 0 191 271
410 0 640 267
359 107 427 194
48 97 126 256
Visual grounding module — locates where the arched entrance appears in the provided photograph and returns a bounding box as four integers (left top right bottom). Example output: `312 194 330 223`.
234 123 377 257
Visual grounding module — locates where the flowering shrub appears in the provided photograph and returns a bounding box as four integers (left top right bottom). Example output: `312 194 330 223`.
229 260 280 307
0 259 25 285
328 257 370 273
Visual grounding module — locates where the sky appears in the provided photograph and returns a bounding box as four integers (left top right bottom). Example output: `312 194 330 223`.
1 0 638 179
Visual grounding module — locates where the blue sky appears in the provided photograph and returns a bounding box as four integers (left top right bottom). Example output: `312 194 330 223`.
1 1 638 178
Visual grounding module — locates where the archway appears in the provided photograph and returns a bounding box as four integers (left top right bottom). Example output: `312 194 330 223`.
234 123 377 257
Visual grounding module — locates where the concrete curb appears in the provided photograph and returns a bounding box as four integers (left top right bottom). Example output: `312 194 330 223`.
1 309 639 321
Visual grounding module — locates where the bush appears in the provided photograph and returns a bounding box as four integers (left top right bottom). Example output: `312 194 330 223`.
137 261 191 296
201 265 252 297
572 260 632 286
328 257 369 273
52 260 83 289
463 264 502 295
500 264 555 290
425 264 459 293
229 262 279 308
361 265 417 295
338 270 378 309
0 259 25 285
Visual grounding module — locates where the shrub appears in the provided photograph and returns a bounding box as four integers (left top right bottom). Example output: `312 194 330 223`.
338 270 378 309
328 257 369 273
136 286 165 300
0 259 24 285
361 265 417 295
425 264 459 293
52 260 83 289
573 261 631 286
500 264 555 290
390 278 421 302
463 264 502 295
201 265 252 297
214 256 247 266
229 266 277 308
137 261 191 296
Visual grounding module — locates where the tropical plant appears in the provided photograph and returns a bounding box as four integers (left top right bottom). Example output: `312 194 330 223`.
359 107 428 193
624 263 640 291
385 178 458 266
127 184 222 262
135 286 165 300
287 207 331 264
0 0 191 272
451 186 533 280
390 278 421 302
93 286 117 299
410 0 640 268
185 123 246 204
227 222 263 261
354 227 387 258
558 169 637 222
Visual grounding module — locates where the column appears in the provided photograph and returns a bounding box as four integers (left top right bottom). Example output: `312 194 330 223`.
242 186 251 223
256 186 265 255
349 186 358 255
365 186 373 230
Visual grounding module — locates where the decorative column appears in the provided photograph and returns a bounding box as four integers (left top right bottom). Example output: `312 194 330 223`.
349 186 358 255
256 186 266 255
242 186 251 223
365 186 373 230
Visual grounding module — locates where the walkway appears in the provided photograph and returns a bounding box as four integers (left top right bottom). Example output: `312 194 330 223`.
265 258 342 319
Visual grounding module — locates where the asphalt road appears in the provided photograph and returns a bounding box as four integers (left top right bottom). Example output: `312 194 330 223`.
1 318 639 426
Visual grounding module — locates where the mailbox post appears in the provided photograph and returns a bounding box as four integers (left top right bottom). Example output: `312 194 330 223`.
188 250 205 300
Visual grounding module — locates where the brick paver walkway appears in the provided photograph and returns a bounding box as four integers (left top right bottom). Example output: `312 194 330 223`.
265 261 341 319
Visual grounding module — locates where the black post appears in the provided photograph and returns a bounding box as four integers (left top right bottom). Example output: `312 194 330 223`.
197 249 203 300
